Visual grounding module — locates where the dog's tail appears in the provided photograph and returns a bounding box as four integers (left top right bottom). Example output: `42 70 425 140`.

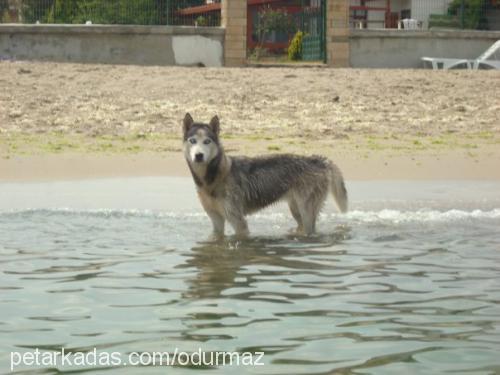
328 162 348 213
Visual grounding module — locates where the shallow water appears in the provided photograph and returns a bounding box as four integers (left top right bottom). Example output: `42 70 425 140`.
1 178 500 374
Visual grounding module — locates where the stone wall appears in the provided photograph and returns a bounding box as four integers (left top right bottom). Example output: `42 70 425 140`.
221 0 247 67
326 0 350 67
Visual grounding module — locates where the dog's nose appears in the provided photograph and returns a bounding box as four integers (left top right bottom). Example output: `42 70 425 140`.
195 153 204 162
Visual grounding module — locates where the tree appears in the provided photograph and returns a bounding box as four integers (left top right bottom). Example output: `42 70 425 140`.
21 0 55 23
255 5 295 58
24 0 175 25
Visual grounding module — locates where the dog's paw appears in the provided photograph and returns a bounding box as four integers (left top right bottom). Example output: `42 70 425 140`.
206 232 224 242
233 230 249 241
288 226 304 236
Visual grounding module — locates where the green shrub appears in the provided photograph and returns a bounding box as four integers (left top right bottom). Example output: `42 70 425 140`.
256 5 295 54
428 14 461 29
27 0 173 25
447 0 488 29
195 15 207 26
288 31 303 61
21 0 55 23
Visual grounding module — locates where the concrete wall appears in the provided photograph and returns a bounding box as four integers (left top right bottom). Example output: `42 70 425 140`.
350 29 500 68
0 24 225 67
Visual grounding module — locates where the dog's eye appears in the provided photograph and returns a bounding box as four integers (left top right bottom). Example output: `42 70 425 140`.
189 138 197 144
203 139 212 145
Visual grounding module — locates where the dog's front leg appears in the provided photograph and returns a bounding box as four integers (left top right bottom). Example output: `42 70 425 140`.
226 213 249 239
230 218 249 239
223 198 249 239
207 210 225 240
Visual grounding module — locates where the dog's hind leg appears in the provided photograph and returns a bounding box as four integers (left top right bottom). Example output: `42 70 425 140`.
288 198 303 234
298 188 327 236
295 197 314 236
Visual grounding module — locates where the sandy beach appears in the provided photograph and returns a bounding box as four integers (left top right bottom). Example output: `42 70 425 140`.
1 61 499 181
2 62 500 375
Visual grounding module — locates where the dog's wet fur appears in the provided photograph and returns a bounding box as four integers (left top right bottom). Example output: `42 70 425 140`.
183 113 348 239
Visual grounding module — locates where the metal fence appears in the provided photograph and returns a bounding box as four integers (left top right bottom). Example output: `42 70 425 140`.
349 0 500 31
300 2 326 61
0 0 221 26
429 0 499 30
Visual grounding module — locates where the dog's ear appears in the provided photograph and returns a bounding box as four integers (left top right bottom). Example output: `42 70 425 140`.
183 113 194 134
209 115 220 136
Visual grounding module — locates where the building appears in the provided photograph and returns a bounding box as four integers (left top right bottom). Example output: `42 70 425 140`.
349 0 457 29
178 0 323 52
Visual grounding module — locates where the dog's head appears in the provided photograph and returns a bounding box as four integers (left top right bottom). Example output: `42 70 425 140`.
182 113 221 165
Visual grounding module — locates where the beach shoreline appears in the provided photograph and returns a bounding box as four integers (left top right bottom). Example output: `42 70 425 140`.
1 61 499 182
2 144 500 182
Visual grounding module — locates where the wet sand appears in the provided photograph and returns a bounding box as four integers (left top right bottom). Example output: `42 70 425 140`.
1 147 500 182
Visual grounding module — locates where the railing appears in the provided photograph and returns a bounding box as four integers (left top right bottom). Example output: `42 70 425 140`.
349 0 500 31
0 0 221 26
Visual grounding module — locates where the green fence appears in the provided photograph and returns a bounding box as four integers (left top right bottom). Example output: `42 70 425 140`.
300 0 326 62
0 0 221 26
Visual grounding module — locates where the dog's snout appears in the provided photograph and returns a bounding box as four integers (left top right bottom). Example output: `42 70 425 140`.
195 153 204 162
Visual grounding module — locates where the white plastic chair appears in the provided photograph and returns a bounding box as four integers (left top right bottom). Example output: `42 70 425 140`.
422 40 500 70
472 40 500 70
421 57 471 70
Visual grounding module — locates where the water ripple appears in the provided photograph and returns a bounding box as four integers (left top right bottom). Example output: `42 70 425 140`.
1 207 500 374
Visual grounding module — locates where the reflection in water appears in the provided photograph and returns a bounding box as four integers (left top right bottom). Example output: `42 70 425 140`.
0 208 500 374
181 230 349 300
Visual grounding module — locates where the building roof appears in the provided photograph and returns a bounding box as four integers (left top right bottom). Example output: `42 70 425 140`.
177 0 284 16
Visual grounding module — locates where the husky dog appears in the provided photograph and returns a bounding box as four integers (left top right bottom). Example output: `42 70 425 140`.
183 113 348 239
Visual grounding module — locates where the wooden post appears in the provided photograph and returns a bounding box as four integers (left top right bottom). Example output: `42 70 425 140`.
221 0 247 67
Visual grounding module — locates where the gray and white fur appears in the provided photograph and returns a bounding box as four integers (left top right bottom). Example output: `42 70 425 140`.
183 113 348 239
